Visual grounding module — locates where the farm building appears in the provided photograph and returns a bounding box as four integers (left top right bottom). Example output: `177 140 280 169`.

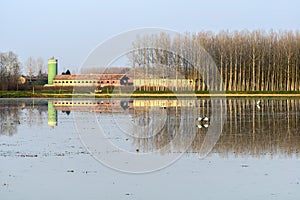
44 58 198 91
52 74 129 87
133 78 195 91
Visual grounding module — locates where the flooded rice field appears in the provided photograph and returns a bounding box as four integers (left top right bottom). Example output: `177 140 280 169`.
0 98 300 199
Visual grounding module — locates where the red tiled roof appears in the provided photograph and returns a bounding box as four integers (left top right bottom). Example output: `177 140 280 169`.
54 74 125 80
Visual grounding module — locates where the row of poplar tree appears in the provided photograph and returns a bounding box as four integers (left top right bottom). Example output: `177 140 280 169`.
131 30 300 91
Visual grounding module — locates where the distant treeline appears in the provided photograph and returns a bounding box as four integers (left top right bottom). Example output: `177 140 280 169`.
80 67 130 74
131 30 300 91
0 51 21 90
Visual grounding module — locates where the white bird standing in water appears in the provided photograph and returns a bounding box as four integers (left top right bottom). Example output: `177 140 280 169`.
196 116 210 129
203 117 209 122
256 100 261 109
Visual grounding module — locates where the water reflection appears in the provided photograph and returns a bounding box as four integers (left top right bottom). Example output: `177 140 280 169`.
0 99 48 136
214 99 300 157
0 98 299 157
0 101 21 136
48 101 57 127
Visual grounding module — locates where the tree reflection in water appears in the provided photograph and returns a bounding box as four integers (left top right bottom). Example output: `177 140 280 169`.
0 98 299 157
129 99 300 157
0 101 21 136
0 99 47 136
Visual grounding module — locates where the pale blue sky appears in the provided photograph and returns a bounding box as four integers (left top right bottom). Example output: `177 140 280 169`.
1 0 299 73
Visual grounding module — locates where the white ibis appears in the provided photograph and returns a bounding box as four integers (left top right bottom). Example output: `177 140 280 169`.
197 117 202 121
203 117 209 122
256 100 261 110
197 117 209 121
196 116 210 129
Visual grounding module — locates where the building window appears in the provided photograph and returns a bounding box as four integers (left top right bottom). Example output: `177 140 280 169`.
70 81 72 83
101 81 103 84
66 81 68 83
107 81 109 83
93 81 96 83
112 81 115 83
86 81 88 83
89 81 92 83
62 81 65 83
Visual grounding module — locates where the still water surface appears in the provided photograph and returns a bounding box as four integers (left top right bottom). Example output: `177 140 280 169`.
0 98 300 199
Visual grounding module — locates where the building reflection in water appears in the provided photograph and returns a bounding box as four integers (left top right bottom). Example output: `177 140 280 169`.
50 98 300 157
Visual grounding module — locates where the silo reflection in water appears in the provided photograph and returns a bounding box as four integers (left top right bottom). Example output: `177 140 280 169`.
47 101 57 127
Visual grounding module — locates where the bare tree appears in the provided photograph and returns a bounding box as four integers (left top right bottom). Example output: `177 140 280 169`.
0 51 21 90
131 30 300 92
25 57 36 82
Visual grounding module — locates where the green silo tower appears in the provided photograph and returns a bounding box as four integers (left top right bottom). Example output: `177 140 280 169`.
48 58 58 85
48 101 57 127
